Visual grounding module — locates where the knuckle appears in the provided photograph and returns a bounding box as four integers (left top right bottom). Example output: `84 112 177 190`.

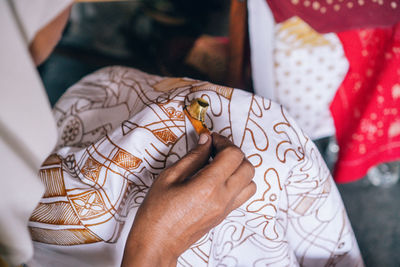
210 191 230 213
189 148 202 157
249 165 256 178
223 145 245 161
216 197 231 215
249 181 257 195
213 201 225 214
198 181 218 199
159 168 177 183
185 150 201 163
244 160 255 178
163 166 177 177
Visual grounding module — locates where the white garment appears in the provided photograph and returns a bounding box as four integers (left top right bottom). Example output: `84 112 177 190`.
29 66 363 266
0 0 72 265
248 0 275 100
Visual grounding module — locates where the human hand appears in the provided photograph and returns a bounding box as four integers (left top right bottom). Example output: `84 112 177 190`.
121 133 256 267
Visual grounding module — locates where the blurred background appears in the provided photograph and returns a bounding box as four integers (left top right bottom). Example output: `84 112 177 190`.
38 1 400 266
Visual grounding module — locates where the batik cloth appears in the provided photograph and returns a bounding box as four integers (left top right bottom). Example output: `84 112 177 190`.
248 0 348 140
28 66 363 266
273 17 348 139
331 24 400 183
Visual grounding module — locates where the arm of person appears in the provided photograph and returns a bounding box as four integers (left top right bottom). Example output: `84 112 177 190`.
121 133 256 267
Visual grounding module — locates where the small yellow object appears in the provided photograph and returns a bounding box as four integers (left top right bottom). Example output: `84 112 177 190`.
187 98 209 122
184 98 210 134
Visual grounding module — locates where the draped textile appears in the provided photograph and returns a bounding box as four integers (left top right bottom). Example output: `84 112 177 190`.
29 66 363 266
252 0 400 182
332 24 400 183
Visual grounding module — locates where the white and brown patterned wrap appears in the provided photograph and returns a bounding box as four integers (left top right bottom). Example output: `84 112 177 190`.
28 66 364 267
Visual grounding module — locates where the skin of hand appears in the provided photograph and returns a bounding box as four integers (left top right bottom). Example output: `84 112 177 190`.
121 133 256 267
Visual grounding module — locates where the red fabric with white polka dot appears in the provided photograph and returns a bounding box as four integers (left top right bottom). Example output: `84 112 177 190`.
331 23 400 183
266 0 400 33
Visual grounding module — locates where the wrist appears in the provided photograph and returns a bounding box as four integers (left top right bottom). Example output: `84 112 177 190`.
121 230 178 267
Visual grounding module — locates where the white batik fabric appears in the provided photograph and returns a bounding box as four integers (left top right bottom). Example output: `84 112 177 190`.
28 66 363 267
248 0 349 140
273 17 349 140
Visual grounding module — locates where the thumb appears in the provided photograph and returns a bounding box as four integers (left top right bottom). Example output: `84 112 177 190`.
166 133 212 183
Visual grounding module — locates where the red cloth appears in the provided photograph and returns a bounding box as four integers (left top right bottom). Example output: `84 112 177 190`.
265 0 400 33
330 24 400 183
263 0 400 182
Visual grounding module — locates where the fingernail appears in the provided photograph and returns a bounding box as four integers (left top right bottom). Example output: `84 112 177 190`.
198 133 209 145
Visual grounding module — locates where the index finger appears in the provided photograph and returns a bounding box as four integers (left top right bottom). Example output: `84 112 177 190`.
211 132 237 158
196 133 245 182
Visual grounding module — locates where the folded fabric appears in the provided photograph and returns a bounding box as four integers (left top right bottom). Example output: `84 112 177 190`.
331 24 400 183
28 66 363 266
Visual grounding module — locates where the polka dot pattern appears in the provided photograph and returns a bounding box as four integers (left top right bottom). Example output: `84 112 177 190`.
289 0 399 10
265 0 400 33
273 17 348 139
331 26 400 183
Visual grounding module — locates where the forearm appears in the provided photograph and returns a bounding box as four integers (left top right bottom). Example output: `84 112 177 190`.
121 236 177 267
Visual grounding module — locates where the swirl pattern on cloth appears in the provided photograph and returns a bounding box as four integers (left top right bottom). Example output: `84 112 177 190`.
28 66 363 266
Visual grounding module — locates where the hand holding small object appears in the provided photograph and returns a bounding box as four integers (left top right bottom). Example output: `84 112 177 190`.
121 133 256 267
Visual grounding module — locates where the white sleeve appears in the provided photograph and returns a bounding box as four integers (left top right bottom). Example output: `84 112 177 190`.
277 114 364 267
